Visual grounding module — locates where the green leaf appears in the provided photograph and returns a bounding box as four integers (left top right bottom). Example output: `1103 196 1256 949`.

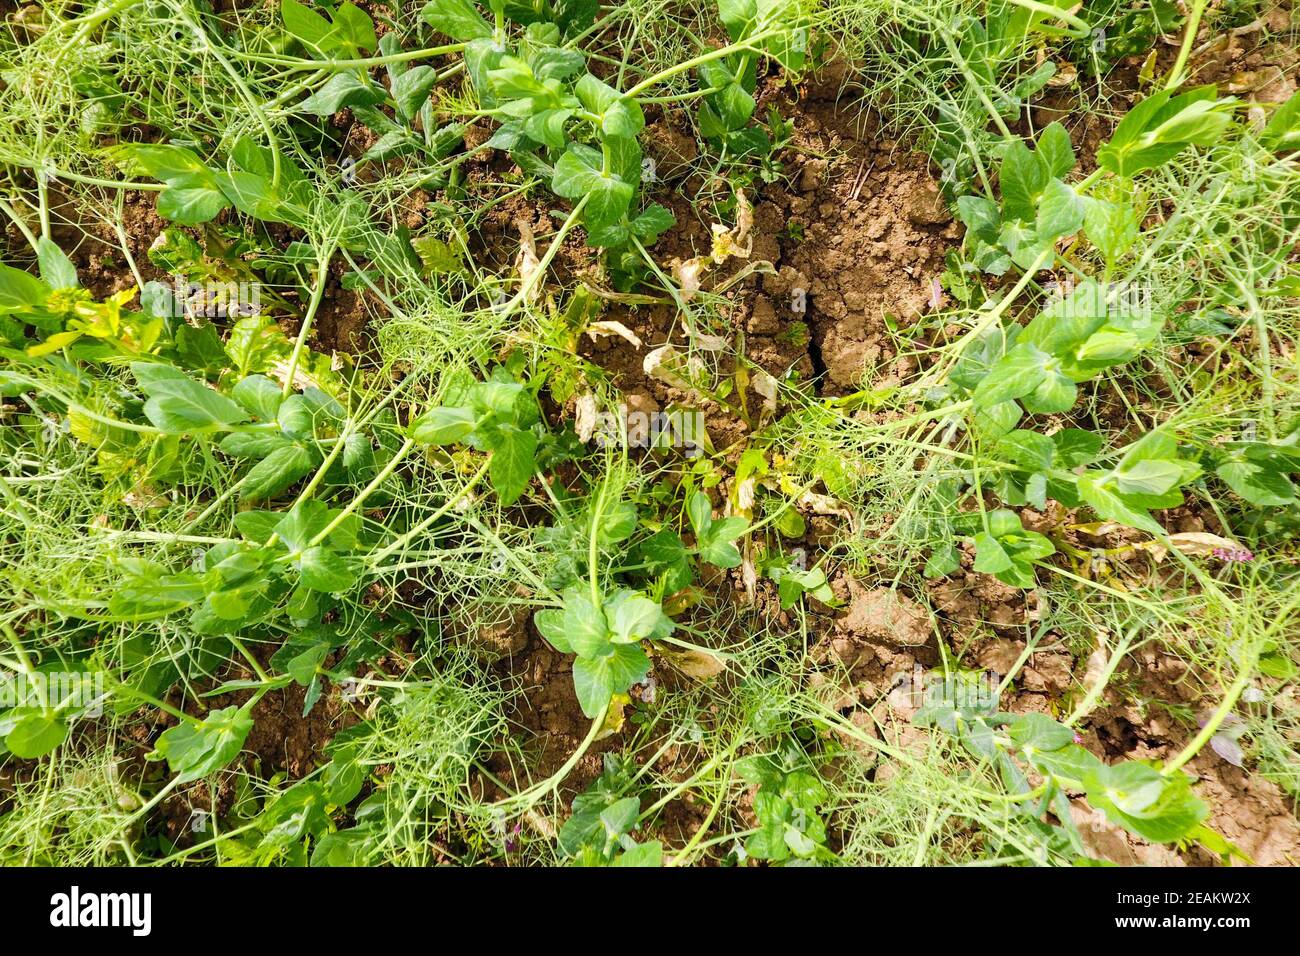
233 510 282 543
394 65 442 121
1084 762 1208 843
1077 472 1163 535
226 315 291 376
699 515 746 568
996 429 1056 471
1116 458 1184 496
281 0 373 56
240 443 317 502
687 491 715 538
3 710 69 758
631 204 675 243
116 143 211 183
231 374 283 421
637 528 693 591
36 237 78 289
323 747 366 805
420 0 494 41
260 782 332 846
1000 140 1049 222
717 0 758 41
410 406 477 444
735 753 783 789
278 388 343 438
698 58 756 131
555 587 609 658
973 531 1014 575
148 704 254 782
613 840 662 867
1053 428 1104 467
281 0 335 51
973 510 1053 588
595 500 638 546
297 546 357 593
572 643 650 718
131 362 249 432
1216 456 1296 506
957 194 1001 237
213 171 287 222
599 795 641 840
1261 89 1300 152
464 37 508 107
157 183 230 224
924 546 961 579
534 607 573 653
1030 743 1104 784
109 568 205 618
523 108 573 148
574 74 644 138
746 820 789 861
687 492 746 567
551 142 635 230
298 73 386 115
1036 122 1076 178
1083 198 1138 264
530 45 585 82
1005 713 1074 753
758 0 809 71
332 2 377 53
274 499 334 552
775 566 833 609
285 642 330 685
606 588 671 644
0 263 49 312
973 343 1048 409
1035 177 1083 241
1098 87 1235 176
221 431 293 459
488 423 537 505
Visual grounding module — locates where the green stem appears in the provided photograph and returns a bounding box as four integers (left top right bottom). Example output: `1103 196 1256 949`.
307 437 417 548
588 477 607 607
233 43 467 72
1 623 45 712
1164 0 1211 91
229 638 271 684
368 458 490 565
1005 0 1091 37
495 195 589 320
623 31 782 99
1162 656 1253 776
281 241 338 399
496 704 610 810
918 248 1053 390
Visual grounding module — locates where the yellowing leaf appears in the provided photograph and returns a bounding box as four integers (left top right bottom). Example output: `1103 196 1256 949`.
655 644 727 680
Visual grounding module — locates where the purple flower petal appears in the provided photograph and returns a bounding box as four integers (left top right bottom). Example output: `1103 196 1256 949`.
1210 733 1244 767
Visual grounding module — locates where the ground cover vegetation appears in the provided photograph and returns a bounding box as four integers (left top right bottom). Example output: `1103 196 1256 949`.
0 0 1298 866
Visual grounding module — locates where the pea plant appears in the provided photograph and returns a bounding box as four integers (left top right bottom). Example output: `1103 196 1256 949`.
1 0 1298 872
926 92 1253 586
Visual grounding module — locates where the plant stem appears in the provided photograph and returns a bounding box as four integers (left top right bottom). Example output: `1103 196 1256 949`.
497 704 610 810
281 241 338 399
308 437 417 548
623 31 783 99
368 458 491 565
1165 0 1211 91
